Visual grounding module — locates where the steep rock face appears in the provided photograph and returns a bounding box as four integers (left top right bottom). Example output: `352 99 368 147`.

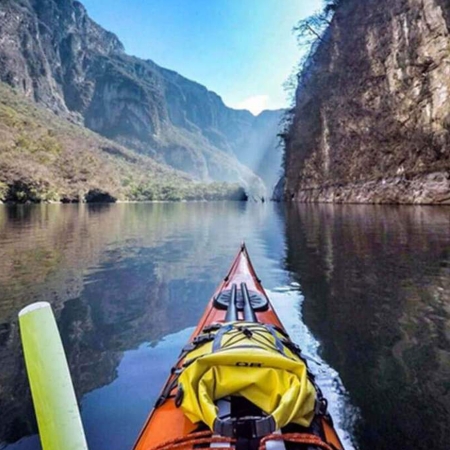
0 0 280 189
283 0 450 204
0 0 123 113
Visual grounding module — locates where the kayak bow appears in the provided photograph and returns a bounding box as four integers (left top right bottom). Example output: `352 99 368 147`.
134 244 345 450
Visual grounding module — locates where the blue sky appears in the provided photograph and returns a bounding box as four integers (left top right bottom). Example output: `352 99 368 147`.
82 0 322 114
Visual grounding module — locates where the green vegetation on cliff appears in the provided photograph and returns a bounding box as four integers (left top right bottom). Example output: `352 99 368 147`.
0 0 277 190
0 83 247 203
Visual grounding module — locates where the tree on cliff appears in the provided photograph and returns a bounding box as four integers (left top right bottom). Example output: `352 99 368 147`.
294 12 331 49
283 0 345 106
293 0 344 56
278 0 345 188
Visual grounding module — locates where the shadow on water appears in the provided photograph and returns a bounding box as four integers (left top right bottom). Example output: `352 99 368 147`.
283 204 450 450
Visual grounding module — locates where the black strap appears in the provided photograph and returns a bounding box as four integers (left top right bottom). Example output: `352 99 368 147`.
266 325 287 355
154 377 179 408
213 415 276 438
212 324 233 352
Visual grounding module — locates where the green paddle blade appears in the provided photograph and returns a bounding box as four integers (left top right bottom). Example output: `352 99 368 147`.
19 302 88 450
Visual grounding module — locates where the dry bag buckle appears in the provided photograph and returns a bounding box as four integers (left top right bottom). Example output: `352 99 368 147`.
213 416 276 439
192 333 215 346
182 333 215 352
203 323 222 332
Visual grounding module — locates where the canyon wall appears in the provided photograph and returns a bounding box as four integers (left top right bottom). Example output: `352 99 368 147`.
282 0 450 204
0 0 281 190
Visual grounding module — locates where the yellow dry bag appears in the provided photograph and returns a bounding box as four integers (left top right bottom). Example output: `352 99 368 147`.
176 322 316 435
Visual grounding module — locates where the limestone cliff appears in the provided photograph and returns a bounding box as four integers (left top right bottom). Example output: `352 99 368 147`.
0 0 280 190
282 0 450 204
0 82 248 203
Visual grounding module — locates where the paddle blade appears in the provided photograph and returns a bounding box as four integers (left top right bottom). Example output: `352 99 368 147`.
19 302 88 450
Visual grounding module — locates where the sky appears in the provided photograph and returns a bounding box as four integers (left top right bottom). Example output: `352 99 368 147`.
82 0 323 114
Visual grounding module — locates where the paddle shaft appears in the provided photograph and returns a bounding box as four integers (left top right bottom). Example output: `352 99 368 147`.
19 302 88 450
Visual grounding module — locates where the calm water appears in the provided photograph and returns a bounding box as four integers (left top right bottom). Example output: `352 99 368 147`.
0 203 449 450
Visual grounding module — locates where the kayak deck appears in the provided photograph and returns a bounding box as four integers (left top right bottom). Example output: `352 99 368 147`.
133 244 344 450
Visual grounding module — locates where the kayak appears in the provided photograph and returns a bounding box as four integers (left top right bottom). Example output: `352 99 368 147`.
133 244 345 450
18 244 345 450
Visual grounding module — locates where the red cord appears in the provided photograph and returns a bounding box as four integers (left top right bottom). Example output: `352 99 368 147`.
259 433 335 450
149 430 334 450
150 431 235 450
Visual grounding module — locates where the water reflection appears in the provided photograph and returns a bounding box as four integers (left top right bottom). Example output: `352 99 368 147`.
284 204 450 450
0 203 294 449
3 202 447 450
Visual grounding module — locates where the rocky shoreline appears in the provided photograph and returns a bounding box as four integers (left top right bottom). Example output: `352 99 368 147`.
0 196 250 205
285 170 450 205
0 191 251 205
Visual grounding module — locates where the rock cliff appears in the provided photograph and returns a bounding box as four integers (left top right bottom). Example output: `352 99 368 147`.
0 82 248 203
0 0 281 190
282 0 450 204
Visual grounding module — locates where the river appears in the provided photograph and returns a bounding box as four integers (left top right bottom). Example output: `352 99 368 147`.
0 202 449 450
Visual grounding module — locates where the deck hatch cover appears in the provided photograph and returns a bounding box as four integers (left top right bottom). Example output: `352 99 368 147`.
214 286 268 312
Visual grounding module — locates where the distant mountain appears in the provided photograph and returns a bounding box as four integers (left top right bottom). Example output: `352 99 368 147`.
0 81 250 203
0 0 282 193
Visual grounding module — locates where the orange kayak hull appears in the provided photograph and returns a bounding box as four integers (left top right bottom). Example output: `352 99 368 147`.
133 244 344 450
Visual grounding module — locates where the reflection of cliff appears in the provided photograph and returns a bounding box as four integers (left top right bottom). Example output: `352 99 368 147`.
284 204 450 450
0 203 243 318
0 202 259 445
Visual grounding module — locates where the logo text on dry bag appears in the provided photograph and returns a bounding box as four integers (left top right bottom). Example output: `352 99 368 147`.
235 362 263 367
